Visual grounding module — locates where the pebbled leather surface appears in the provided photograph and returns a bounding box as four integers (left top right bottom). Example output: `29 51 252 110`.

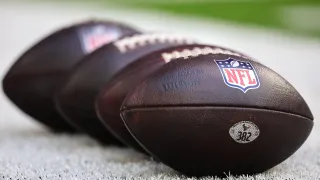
2 20 138 133
120 54 314 176
96 44 247 152
55 34 193 144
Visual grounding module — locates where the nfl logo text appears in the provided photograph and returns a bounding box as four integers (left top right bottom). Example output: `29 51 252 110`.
79 25 120 54
215 58 260 93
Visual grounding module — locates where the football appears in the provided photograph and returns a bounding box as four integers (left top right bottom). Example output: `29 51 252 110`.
96 44 248 152
120 46 314 176
3 20 137 132
54 33 194 144
2 20 139 132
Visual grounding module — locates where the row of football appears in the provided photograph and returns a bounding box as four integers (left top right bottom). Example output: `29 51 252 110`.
3 19 314 177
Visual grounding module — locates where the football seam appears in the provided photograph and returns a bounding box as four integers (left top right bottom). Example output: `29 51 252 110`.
113 33 195 53
120 105 313 120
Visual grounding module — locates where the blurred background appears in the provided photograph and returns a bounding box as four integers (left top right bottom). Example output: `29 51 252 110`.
0 0 319 179
86 0 320 38
29 0 320 38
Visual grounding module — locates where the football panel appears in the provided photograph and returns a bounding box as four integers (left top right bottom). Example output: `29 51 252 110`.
121 54 313 120
121 107 313 176
4 78 76 132
3 29 83 132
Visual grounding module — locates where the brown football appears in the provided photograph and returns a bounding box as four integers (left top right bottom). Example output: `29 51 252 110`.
120 46 314 176
96 44 248 152
54 33 194 145
2 19 139 132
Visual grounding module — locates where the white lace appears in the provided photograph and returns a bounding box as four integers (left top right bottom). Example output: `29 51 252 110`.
162 47 247 63
113 33 195 53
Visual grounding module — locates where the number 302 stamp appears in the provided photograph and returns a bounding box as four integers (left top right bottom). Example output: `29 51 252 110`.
229 121 260 144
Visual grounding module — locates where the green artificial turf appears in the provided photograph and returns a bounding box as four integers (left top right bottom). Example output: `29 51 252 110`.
37 0 320 38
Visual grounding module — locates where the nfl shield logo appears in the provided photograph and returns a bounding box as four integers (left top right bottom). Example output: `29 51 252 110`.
78 25 120 54
215 58 260 93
